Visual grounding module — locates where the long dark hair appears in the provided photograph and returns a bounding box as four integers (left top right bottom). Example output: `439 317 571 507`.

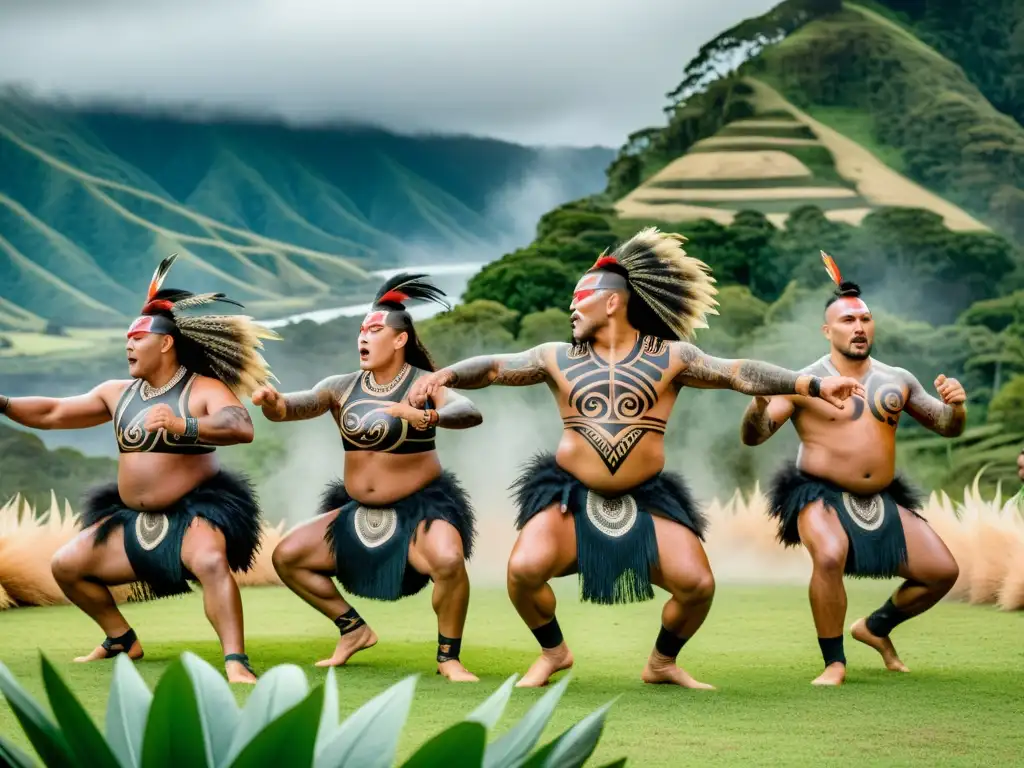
372 273 450 372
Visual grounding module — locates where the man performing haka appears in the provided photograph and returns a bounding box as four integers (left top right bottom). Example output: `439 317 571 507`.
740 252 963 686
252 274 483 682
0 254 278 683
408 227 862 689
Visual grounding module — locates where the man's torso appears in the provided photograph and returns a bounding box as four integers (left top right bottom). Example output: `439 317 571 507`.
113 367 215 455
547 334 679 486
333 365 437 455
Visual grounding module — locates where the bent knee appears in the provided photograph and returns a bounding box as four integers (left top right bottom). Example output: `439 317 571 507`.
675 568 715 603
507 550 554 588
51 544 87 584
934 559 960 592
811 542 847 575
189 549 231 582
428 546 466 581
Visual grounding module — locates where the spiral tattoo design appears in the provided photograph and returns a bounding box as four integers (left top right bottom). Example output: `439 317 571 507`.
557 336 670 474
340 399 405 450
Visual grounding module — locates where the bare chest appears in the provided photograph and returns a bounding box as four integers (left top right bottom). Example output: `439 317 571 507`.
803 367 908 430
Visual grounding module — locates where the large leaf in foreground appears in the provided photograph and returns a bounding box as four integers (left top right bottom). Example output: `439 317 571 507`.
0 735 39 768
315 675 419 768
179 653 240 768
464 675 518 730
222 663 309 767
105 655 153 768
484 674 573 768
0 661 76 768
40 653 122 768
226 685 324 768
140 659 209 768
400 721 488 767
521 699 617 768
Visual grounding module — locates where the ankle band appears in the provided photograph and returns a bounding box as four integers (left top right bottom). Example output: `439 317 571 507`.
818 635 846 667
654 626 688 659
334 607 365 636
437 634 462 663
865 597 910 638
530 617 563 649
101 628 137 656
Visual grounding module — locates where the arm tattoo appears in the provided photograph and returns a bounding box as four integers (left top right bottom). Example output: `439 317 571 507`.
904 373 966 437
673 343 819 397
740 397 778 445
198 405 254 445
433 390 482 430
280 374 355 421
444 346 549 389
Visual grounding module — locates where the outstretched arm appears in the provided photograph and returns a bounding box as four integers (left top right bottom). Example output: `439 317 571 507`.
408 344 553 406
445 344 552 389
427 387 483 430
673 342 823 397
902 371 967 437
740 395 796 446
0 381 124 430
253 374 356 422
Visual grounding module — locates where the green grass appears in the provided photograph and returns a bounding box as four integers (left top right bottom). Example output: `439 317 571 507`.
801 105 908 173
2 584 1022 766
716 124 818 140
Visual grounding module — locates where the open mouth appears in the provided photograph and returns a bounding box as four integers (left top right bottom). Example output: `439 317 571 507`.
359 348 369 359
127 356 137 365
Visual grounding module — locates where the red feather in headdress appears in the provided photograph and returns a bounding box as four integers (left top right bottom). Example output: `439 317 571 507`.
820 250 842 286
592 254 619 270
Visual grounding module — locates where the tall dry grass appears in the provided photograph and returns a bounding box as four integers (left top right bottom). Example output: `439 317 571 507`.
1 473 1021 611
0 493 286 609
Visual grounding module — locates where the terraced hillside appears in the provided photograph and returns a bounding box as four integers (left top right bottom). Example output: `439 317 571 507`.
608 0 1024 243
615 78 988 231
0 94 612 333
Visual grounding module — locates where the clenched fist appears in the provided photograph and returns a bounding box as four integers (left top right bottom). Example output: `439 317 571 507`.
144 403 184 435
818 376 866 409
935 374 966 405
408 370 453 407
252 384 285 420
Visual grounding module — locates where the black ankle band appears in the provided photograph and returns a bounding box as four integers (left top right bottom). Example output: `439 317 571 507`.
334 607 365 636
865 597 910 637
101 628 137 656
531 618 563 649
655 626 688 659
437 634 461 663
818 635 846 667
224 653 255 675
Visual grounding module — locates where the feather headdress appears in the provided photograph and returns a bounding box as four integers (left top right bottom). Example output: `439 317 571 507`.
130 253 280 397
361 272 449 372
584 227 719 340
820 250 862 303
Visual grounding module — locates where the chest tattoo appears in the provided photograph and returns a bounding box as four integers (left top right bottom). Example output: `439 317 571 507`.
557 335 671 474
817 358 905 426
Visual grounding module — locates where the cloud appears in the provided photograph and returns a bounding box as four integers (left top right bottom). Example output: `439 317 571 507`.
0 0 778 147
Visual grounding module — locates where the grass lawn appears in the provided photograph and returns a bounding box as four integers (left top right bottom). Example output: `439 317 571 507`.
1 583 1022 766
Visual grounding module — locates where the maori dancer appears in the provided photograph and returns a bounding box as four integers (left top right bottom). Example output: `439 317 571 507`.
740 252 963 686
0 254 278 683
253 274 482 682
408 227 862 689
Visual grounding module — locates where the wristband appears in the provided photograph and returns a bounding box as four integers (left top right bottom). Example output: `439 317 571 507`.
808 377 821 398
428 409 438 426
183 416 200 441
0 395 8 415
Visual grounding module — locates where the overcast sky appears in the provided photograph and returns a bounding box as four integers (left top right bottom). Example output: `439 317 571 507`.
0 0 778 148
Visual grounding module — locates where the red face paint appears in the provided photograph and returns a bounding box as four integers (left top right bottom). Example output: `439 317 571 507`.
360 310 388 333
572 274 602 303
126 316 154 338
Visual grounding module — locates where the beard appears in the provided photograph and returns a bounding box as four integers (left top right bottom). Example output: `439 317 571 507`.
572 322 595 343
840 340 872 360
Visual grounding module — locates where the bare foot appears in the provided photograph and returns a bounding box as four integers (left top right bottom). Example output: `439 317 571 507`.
641 651 716 690
226 660 258 685
516 643 574 687
73 639 144 663
315 625 379 667
811 662 846 686
850 618 909 672
437 660 479 682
